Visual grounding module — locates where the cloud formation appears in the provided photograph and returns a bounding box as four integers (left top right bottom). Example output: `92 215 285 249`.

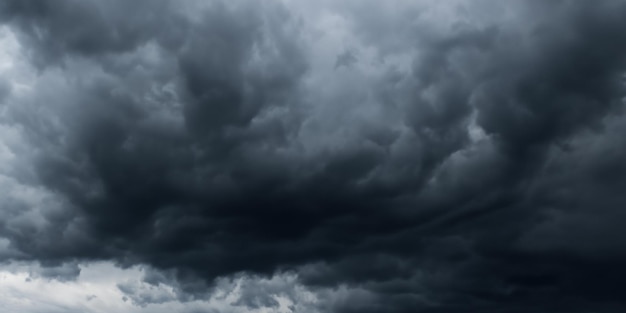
1 0 626 312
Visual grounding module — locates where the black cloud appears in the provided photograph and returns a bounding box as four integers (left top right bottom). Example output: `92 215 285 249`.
1 0 626 312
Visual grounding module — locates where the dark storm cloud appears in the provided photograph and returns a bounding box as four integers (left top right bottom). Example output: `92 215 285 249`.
2 0 626 312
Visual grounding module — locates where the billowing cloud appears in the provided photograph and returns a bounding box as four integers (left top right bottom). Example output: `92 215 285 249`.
1 0 626 312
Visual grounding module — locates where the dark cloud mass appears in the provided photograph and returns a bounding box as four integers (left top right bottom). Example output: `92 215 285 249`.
1 0 626 312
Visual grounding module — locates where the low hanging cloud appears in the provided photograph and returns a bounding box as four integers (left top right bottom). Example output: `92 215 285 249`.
1 0 626 312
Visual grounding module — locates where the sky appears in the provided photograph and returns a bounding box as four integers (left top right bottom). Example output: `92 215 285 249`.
1 0 626 312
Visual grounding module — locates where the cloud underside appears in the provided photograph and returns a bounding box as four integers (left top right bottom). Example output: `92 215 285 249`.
1 0 626 312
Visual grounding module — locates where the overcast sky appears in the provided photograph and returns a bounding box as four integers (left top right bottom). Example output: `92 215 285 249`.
1 1 626 312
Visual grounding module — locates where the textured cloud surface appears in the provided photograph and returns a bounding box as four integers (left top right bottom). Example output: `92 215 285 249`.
1 0 626 312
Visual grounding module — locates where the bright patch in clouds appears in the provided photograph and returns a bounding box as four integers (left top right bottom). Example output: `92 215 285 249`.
0 262 321 313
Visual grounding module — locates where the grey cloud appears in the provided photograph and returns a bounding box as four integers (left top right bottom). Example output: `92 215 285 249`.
117 280 178 307
335 50 358 69
0 0 184 67
0 79 10 103
31 261 81 282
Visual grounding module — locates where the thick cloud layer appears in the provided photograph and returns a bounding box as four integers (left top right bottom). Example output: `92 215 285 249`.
1 0 626 312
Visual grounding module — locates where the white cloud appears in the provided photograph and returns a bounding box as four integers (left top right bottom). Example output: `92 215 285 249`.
0 262 341 313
